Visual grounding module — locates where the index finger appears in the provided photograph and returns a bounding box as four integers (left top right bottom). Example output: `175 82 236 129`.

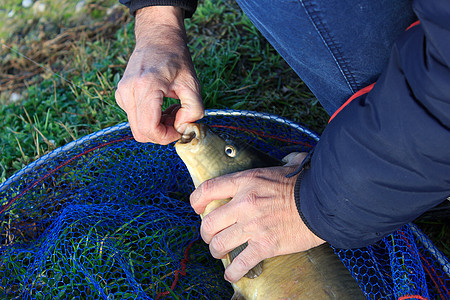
173 87 204 133
190 172 244 215
135 89 181 144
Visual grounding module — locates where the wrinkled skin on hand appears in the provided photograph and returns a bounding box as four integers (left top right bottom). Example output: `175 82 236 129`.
115 6 204 145
190 152 325 283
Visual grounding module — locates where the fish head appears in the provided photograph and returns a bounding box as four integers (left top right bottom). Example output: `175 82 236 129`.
175 123 280 187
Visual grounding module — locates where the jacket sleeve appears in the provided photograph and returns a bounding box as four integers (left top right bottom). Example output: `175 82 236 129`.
119 0 197 17
296 0 450 249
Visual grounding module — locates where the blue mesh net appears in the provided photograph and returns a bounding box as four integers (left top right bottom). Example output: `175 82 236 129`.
0 109 448 300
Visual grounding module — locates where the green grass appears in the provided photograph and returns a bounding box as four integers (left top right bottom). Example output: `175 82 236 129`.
0 1 120 40
0 0 327 183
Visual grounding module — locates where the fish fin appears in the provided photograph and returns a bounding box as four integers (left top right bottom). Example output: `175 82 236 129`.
230 291 246 300
228 242 263 279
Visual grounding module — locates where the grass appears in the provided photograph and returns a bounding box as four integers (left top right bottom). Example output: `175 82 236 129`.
0 0 132 181
0 0 327 183
0 0 448 298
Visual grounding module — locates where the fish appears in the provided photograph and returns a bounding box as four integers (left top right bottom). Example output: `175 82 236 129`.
175 123 366 300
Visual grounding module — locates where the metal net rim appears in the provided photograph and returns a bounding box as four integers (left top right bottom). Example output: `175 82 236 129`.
409 223 450 277
0 109 319 192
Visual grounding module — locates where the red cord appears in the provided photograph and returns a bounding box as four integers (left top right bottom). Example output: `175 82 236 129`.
155 239 197 300
1 123 313 216
398 296 428 300
1 133 198 299
398 229 448 300
419 251 448 299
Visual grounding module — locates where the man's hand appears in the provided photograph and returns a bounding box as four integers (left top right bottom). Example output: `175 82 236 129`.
190 152 325 283
115 6 203 145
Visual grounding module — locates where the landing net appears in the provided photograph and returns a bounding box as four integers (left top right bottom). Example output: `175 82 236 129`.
0 109 448 299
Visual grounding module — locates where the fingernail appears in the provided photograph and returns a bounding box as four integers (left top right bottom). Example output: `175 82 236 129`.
176 122 188 134
224 273 232 283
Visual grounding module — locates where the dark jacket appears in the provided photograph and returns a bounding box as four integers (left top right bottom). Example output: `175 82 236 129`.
119 0 197 17
298 0 450 248
120 0 450 248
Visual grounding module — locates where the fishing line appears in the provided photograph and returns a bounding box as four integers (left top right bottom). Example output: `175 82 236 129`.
1 41 95 98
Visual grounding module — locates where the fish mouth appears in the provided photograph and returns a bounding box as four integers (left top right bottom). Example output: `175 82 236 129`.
178 123 205 145
179 131 196 144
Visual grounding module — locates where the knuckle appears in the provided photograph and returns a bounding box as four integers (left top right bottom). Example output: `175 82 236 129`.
233 255 253 273
138 77 166 95
252 234 278 258
243 191 258 207
189 191 199 208
130 127 151 143
240 169 261 184
189 77 201 92
133 77 150 90
255 239 276 258
114 89 121 99
246 169 260 178
178 75 200 90
116 79 127 91
137 123 152 135
227 172 245 188
201 215 215 237
133 125 150 142
210 236 226 258
115 91 124 108
133 134 150 143
199 179 214 195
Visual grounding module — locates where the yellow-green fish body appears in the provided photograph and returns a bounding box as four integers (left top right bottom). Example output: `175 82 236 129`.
175 123 365 300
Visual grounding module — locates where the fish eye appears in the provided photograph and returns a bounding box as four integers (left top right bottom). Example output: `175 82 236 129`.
225 145 236 157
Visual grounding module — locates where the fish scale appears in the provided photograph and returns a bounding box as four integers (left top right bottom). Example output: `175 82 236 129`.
175 123 366 300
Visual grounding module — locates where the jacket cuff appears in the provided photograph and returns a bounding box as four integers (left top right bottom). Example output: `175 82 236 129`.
294 167 326 242
123 0 197 18
296 165 385 249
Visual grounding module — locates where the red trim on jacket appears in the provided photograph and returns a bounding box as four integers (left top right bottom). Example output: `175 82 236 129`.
406 20 421 31
328 21 421 124
328 83 375 123
328 20 420 123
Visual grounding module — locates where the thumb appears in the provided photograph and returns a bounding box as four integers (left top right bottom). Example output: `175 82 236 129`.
174 88 204 133
282 152 308 167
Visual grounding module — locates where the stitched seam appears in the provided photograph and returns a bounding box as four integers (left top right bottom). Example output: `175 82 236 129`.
299 0 359 93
